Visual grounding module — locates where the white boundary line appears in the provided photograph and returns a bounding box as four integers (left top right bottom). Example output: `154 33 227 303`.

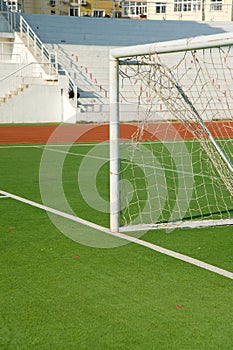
0 145 42 149
0 144 228 179
1 189 233 280
34 144 219 180
0 190 110 233
0 137 232 150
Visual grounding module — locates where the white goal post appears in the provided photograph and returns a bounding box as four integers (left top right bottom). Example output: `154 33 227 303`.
109 32 233 233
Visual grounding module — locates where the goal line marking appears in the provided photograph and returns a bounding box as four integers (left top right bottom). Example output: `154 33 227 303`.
1 189 233 281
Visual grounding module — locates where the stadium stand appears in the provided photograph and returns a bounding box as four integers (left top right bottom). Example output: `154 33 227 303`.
2 10 233 123
21 14 227 46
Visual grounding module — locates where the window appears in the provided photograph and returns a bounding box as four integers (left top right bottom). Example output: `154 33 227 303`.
155 2 166 13
92 10 105 17
123 2 147 17
50 0 56 6
70 6 80 16
174 0 201 12
6 0 18 12
210 0 222 11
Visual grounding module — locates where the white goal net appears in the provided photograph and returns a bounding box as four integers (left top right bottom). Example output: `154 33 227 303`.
109 33 233 232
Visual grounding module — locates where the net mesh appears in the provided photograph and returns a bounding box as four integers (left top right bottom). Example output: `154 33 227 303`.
118 45 233 229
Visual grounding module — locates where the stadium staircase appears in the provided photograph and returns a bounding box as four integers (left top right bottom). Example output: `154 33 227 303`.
0 8 69 123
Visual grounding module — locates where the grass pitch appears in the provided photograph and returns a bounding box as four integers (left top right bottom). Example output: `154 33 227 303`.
0 142 233 349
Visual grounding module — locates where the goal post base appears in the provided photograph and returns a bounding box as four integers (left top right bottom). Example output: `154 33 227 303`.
119 219 233 233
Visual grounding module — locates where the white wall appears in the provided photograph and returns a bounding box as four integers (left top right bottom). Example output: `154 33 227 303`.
0 83 62 123
0 30 78 123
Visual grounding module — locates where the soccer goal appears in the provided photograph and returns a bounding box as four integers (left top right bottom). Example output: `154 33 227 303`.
109 32 233 233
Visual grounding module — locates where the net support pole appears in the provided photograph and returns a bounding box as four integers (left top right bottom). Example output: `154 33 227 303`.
109 55 120 233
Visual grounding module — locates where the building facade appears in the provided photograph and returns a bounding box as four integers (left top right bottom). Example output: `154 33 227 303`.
4 0 121 17
122 0 233 21
4 0 233 21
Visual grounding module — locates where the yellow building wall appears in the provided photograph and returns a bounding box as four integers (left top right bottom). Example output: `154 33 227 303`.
19 0 121 17
79 0 121 16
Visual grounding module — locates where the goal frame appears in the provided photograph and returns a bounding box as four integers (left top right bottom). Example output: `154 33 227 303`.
109 32 233 233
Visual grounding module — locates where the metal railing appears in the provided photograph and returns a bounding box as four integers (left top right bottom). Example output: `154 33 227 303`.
0 2 84 109
0 62 50 98
58 66 80 108
17 15 58 76
0 8 58 75
16 13 78 104
0 41 29 63
0 52 22 63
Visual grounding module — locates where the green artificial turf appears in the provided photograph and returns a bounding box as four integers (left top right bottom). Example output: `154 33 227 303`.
1 200 233 350
0 142 233 349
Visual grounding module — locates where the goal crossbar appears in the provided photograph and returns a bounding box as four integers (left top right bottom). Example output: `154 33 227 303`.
110 32 233 59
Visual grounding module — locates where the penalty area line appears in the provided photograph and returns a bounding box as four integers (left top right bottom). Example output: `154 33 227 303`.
0 189 233 281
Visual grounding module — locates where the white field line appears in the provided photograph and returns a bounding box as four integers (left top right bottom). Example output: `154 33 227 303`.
1 189 233 280
34 144 217 180
0 144 100 149
0 190 110 233
0 137 232 150
0 145 41 149
0 143 221 182
34 145 106 161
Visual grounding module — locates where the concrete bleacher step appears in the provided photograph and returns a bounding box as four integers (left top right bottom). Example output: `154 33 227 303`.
48 43 111 110
49 41 151 116
10 90 19 96
5 93 13 99
55 48 106 89
17 83 29 91
0 83 30 106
